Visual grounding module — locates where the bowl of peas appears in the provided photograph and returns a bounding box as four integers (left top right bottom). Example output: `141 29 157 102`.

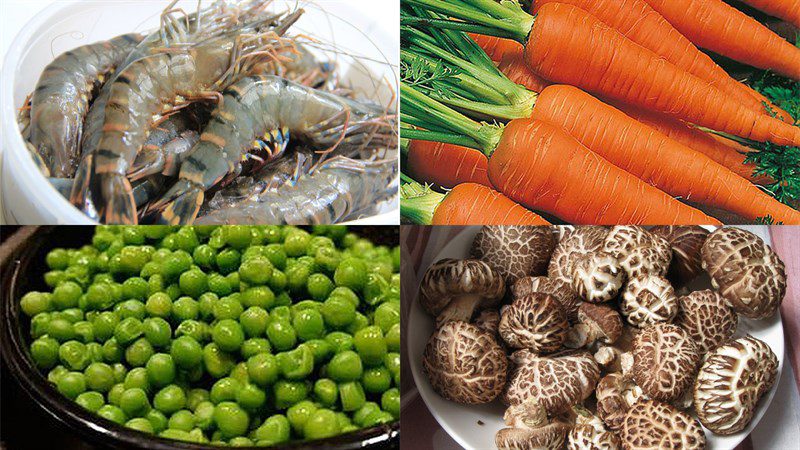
0 225 400 449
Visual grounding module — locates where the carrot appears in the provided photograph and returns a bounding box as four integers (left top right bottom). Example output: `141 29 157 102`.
488 118 722 225
612 102 770 185
645 0 800 80
532 0 793 122
468 33 522 62
532 85 800 223
497 50 551 93
738 0 800 28
401 181 551 225
406 140 491 189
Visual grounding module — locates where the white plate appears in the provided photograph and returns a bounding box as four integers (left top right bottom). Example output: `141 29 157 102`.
1 0 399 224
407 226 785 450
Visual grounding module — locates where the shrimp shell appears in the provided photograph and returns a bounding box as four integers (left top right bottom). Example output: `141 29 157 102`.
194 155 397 224
28 33 143 177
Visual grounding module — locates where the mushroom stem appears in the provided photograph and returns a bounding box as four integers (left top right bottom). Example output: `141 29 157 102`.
435 294 482 327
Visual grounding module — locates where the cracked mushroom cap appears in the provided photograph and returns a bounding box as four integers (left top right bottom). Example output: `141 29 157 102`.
471 226 557 285
574 302 624 346
674 290 738 353
571 252 626 304
512 276 582 322
548 226 610 286
595 373 645 432
603 226 672 279
650 226 710 287
473 309 501 337
620 275 678 327
422 321 508 404
496 422 570 450
418 258 505 327
632 323 701 402
503 350 600 414
620 400 706 449
568 406 622 450
694 335 778 435
701 227 786 319
499 293 569 353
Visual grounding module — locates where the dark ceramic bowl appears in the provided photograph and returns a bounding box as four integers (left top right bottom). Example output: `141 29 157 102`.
0 226 399 450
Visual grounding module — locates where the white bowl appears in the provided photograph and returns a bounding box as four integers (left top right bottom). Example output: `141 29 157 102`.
1 0 398 224
407 226 785 450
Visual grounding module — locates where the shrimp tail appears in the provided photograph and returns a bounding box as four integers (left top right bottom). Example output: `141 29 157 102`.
100 173 138 224
148 179 204 225
70 155 100 221
129 150 166 182
26 142 51 177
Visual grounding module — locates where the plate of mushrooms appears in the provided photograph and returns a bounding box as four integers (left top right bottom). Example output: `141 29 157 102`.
407 226 786 450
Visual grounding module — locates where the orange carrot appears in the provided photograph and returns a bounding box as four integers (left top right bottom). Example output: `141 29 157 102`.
532 85 800 223
523 2 800 146
488 118 722 225
401 182 551 225
645 0 800 80
738 0 800 28
611 102 770 185
532 0 792 122
406 140 491 189
468 33 522 62
497 50 551 93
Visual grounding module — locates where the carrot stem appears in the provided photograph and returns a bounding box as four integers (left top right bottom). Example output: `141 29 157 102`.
400 127 479 148
403 0 534 42
400 50 508 104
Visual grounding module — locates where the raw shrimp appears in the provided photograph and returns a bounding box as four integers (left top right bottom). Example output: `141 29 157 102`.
194 155 397 224
150 74 395 224
72 9 303 224
49 175 166 209
16 95 50 176
28 33 144 177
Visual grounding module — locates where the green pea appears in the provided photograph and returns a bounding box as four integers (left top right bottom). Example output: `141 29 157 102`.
165 283 182 300
59 340 90 370
46 248 70 270
239 256 273 286
203 343 236 379
112 363 128 382
124 367 151 393
172 296 199 321
151 385 185 415
362 366 392 394
86 342 104 363
334 258 367 292
145 293 172 318
364 411 395 426
325 331 354 353
225 272 240 292
237 306 268 338
338 381 365 412
253 414 290 445
145 409 168 433
382 388 401 419
122 277 149 301
216 249 241 275
175 320 208 342
91 311 119 342
126 338 155 367
58 308 84 323
327 351 363 382
246 353 279 387
212 319 245 353
194 401 216 430
276 345 314 380
229 361 250 384
85 283 115 311
213 296 244 321
142 317 171 348
287 400 318 435
30 312 52 339
225 226 254 249
102 338 124 363
168 409 195 431
48 365 68 384
274 292 292 308
207 273 231 296
126 417 154 434
75 391 105 412
261 244 287 270
313 378 338 407
236 383 266 411
56 371 86 399
84 362 116 392
306 274 334 301
240 286 275 309
266 319 297 352
374 301 400 333
321 296 356 328
269 270 287 293
146 353 176 388
162 250 193 280
292 308 325 342
314 246 341 274
210 377 242 404
354 326 386 367
158 429 192 442
179 269 208 298
328 286 359 308
303 408 340 440
30 336 60 369
21 292 52 316
185 388 210 411
97 404 127 425
303 339 332 364
284 230 311 257
167 335 202 370
197 292 218 319
273 380 309 409
192 245 217 270
214 401 249 438
385 323 401 353
173 227 199 252
52 282 82 310
120 387 150 417
114 317 143 346
241 338 271 359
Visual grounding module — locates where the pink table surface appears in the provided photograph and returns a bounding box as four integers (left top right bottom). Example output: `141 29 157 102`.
401 226 800 450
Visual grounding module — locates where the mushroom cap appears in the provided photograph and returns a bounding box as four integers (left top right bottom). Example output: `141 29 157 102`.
422 321 508 404
474 309 501 337
471 226 557 284
513 276 582 322
571 252 626 303
578 302 623 344
418 258 505 318
503 350 600 414
603 226 672 279
620 275 678 327
650 225 709 287
568 407 622 450
595 373 644 432
499 293 569 353
674 290 738 353
694 335 778 435
701 227 786 319
632 323 701 402
496 421 570 450
620 400 706 449
548 226 610 286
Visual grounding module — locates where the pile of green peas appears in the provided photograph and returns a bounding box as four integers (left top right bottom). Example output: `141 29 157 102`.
20 225 400 446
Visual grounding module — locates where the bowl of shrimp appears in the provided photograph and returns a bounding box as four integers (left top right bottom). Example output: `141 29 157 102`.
1 0 399 225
